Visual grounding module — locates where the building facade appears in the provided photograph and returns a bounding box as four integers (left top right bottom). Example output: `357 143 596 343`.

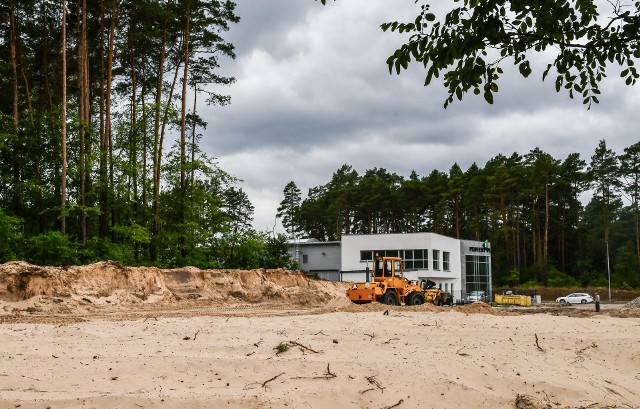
293 233 491 302
291 238 341 281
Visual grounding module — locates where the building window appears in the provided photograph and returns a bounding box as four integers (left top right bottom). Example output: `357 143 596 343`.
465 255 491 296
302 254 308 264
445 283 449 292
403 249 428 270
360 250 373 261
433 249 440 270
443 251 450 271
360 248 431 270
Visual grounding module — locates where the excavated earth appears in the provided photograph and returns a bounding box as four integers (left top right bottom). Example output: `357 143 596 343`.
1 261 639 324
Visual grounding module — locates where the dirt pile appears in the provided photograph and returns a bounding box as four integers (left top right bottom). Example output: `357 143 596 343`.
623 296 640 309
0 261 348 317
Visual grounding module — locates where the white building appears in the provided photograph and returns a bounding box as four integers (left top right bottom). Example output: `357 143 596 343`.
293 233 492 302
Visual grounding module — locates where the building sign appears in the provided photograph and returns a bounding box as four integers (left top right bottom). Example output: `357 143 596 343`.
469 240 490 253
469 246 491 253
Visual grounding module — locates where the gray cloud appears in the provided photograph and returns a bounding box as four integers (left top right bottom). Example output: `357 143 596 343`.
200 0 640 232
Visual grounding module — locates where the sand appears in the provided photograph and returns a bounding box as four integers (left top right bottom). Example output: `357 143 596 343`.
1 262 639 409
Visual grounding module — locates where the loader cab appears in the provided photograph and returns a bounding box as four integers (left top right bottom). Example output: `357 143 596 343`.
372 254 404 282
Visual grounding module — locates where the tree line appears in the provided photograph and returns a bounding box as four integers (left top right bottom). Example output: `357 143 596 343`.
277 140 640 289
0 0 293 269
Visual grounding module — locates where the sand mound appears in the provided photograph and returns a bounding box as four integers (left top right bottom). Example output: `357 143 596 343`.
0 262 348 316
623 296 640 309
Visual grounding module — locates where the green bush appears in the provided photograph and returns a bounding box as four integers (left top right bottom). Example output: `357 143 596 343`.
546 266 580 287
26 231 79 266
0 209 22 262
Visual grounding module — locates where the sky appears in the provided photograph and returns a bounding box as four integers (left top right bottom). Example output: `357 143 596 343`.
200 0 640 234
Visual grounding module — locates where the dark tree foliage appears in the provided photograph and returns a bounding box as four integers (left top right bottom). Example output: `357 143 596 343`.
383 0 640 108
291 143 640 289
320 0 640 108
0 1 293 270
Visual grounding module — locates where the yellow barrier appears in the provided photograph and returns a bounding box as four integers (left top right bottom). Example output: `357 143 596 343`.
494 294 532 306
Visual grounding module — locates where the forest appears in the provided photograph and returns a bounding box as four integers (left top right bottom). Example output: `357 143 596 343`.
0 0 292 269
1 1 639 290
277 140 640 289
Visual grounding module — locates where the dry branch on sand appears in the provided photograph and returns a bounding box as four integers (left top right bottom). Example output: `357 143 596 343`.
243 372 286 391
291 364 337 380
534 334 545 352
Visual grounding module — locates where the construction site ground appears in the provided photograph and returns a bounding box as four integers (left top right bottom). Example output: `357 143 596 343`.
1 261 639 409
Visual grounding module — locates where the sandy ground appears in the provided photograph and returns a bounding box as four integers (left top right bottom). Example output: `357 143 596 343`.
1 304 639 409
1 262 639 408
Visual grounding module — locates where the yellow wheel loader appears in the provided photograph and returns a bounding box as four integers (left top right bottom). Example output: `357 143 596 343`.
345 254 448 306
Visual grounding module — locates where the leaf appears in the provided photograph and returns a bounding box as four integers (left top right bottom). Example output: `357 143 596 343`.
542 64 552 81
484 90 494 104
425 13 436 21
525 16 532 28
555 76 563 92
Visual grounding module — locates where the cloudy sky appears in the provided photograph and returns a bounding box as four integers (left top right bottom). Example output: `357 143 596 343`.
200 0 640 233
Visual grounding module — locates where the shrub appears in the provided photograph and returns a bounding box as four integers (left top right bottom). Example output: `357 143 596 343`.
26 231 79 266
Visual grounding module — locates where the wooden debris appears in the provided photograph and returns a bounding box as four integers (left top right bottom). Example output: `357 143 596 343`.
534 334 545 352
289 340 322 354
243 372 286 391
456 347 469 356
382 399 404 409
360 375 385 394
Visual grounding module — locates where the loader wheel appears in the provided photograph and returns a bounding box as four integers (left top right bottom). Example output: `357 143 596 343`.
382 291 398 306
406 292 425 306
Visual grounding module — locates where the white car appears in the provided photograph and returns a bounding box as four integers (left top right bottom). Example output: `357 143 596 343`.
555 293 594 304
468 291 488 302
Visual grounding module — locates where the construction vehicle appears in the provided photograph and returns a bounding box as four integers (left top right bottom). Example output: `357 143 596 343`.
345 254 450 306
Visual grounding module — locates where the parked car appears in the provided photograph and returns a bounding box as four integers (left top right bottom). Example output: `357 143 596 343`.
555 293 594 304
468 291 488 302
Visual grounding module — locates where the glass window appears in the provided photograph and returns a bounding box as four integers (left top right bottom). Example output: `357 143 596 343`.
443 251 450 271
465 255 491 296
433 249 440 270
386 250 399 257
360 250 373 261
402 249 428 270
302 254 308 264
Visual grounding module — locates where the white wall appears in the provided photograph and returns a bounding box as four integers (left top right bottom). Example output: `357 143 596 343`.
340 233 463 296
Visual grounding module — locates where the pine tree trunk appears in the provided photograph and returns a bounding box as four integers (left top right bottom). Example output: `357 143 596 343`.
9 2 20 215
179 4 191 259
61 0 67 235
543 181 550 287
100 0 116 239
151 18 167 262
78 0 89 247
